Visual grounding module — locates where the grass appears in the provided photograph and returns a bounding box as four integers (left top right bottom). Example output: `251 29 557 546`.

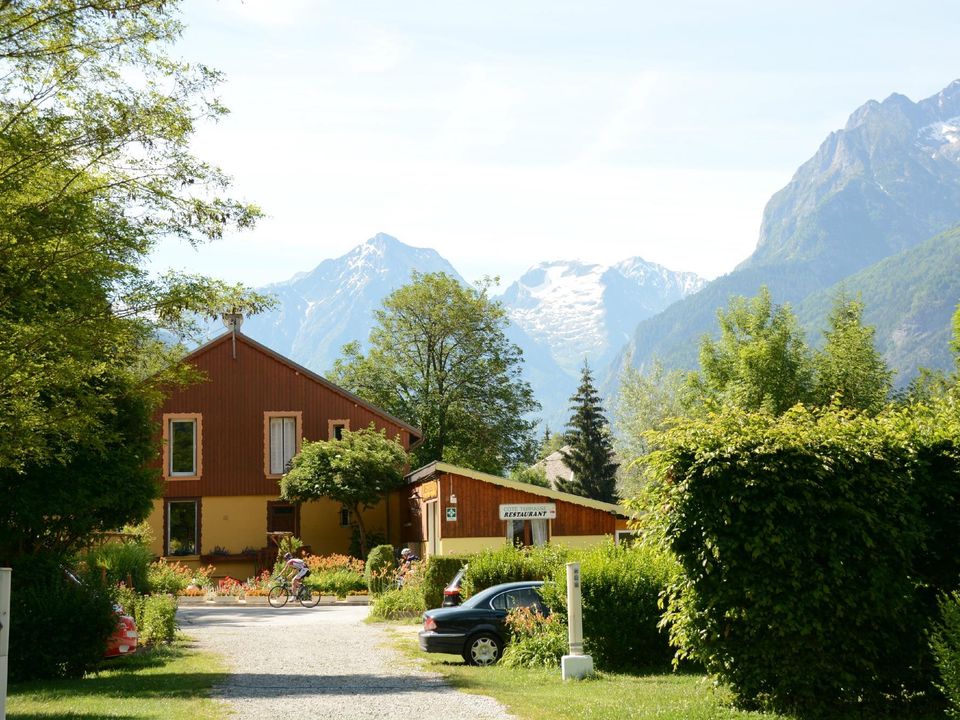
384 627 787 720
7 637 227 720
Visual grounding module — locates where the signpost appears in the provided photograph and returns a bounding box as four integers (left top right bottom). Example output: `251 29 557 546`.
1 567 10 720
561 561 594 680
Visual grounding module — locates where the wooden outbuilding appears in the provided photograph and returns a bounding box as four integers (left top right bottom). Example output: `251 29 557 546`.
399 462 632 557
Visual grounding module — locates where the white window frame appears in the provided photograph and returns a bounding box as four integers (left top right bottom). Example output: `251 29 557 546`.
263 411 302 478
163 413 202 480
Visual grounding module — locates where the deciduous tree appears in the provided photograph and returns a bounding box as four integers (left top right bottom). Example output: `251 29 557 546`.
813 295 892 413
280 426 409 558
333 272 539 474
0 1 270 473
693 286 813 414
0 3 273 558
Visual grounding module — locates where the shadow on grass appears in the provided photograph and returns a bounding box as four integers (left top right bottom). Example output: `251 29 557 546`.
13 670 447 701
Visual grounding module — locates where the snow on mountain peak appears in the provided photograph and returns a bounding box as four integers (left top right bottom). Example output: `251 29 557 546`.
500 255 705 375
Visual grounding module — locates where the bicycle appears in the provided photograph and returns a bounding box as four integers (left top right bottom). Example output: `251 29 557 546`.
267 575 321 608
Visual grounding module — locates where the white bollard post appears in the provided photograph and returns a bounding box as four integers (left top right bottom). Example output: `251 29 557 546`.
561 561 593 680
0 567 11 720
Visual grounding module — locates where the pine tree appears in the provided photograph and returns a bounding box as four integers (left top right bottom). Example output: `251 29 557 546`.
556 362 619 503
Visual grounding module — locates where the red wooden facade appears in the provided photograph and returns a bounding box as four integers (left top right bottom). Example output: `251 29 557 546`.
400 463 623 546
156 332 420 498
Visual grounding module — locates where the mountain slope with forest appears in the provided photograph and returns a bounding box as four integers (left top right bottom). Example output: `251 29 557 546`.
611 80 960 388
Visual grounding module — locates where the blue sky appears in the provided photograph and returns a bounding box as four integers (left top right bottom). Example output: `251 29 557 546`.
147 0 960 288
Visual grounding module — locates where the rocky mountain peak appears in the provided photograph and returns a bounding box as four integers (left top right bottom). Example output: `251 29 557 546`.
744 79 960 276
499 255 705 376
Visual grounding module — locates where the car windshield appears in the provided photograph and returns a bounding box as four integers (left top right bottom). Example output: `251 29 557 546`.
460 583 540 609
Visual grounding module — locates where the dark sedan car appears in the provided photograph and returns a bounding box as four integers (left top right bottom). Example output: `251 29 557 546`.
419 580 548 665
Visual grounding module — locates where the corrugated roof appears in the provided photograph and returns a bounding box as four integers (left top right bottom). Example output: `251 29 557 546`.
406 461 627 516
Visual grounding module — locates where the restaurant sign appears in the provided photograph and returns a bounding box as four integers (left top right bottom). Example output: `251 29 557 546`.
499 503 557 520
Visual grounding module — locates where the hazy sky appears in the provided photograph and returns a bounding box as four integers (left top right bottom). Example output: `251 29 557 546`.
147 0 960 289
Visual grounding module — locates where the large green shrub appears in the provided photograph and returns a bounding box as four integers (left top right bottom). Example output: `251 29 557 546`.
462 544 567 597
421 555 469 609
645 405 960 717
79 538 154 590
115 587 178 646
932 591 960 718
9 556 117 681
542 541 676 671
365 544 395 595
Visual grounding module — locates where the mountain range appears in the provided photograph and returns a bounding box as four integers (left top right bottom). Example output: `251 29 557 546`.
610 79 960 389
232 79 960 432
237 232 704 425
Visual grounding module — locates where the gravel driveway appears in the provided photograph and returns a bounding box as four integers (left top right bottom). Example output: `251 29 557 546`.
177 604 513 719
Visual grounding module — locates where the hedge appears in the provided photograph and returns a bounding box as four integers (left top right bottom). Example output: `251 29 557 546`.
461 544 568 597
542 541 677 672
421 555 468 610
645 404 960 717
115 587 178 646
932 591 960 718
9 554 117 681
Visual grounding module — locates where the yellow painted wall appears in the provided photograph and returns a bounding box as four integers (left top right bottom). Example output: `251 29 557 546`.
145 494 394 563
550 534 612 550
202 496 274 554
146 500 164 557
439 537 508 555
299 497 390 556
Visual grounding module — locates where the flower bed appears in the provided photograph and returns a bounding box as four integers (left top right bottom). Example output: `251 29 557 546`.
169 554 368 600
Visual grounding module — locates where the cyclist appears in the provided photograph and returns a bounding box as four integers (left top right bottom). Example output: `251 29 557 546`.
396 547 420 586
282 552 310 595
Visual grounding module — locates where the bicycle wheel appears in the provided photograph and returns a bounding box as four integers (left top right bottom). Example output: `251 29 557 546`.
298 586 321 608
268 585 289 608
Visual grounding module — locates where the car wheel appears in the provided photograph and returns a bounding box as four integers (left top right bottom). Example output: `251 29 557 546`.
463 632 502 666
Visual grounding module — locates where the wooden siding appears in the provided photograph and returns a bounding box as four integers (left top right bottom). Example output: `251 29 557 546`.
401 471 616 542
157 334 414 498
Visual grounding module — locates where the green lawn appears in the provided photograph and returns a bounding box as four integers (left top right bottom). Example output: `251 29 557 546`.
7 638 227 720
386 629 788 720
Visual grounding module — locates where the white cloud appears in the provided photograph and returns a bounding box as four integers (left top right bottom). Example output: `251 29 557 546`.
434 65 519 157
343 28 408 73
582 71 664 159
220 0 324 27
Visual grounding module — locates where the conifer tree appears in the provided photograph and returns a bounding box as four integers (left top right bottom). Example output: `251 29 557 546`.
556 362 619 503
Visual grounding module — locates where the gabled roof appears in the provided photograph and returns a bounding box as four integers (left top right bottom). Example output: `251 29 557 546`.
533 445 575 489
183 331 422 445
406 461 627 516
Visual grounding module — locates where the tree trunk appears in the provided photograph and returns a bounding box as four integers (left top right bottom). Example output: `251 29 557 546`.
354 503 368 559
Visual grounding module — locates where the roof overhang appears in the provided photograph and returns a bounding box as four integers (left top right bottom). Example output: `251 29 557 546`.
405 461 628 517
